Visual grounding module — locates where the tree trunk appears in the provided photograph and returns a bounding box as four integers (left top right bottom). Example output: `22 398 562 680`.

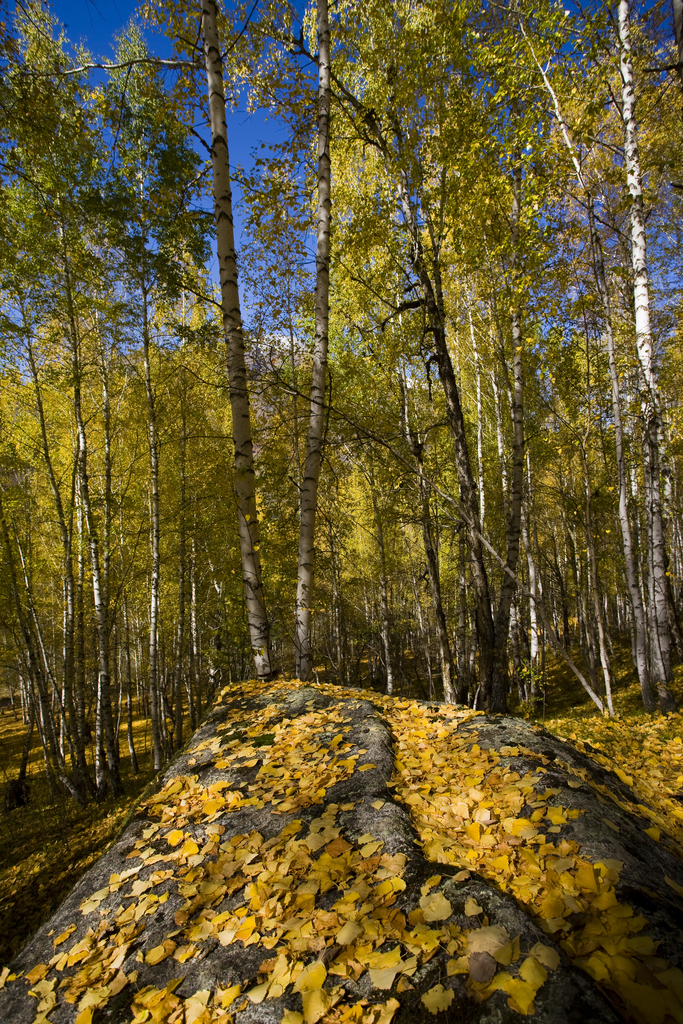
295 0 331 680
25 332 90 793
370 488 393 696
64 238 122 798
122 595 139 774
174 399 187 751
587 198 655 709
490 164 525 714
618 0 676 712
201 0 272 678
469 305 486 532
401 376 455 702
140 285 164 770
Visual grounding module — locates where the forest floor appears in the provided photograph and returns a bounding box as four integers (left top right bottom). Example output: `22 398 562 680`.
1 652 682 970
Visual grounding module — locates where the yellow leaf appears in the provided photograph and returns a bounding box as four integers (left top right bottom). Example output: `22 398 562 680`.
294 962 327 993
53 925 76 947
25 965 49 984
337 922 363 945
464 897 483 916
487 973 536 1015
369 966 401 989
375 997 400 1024
181 839 200 857
246 981 269 1003
421 984 454 1014
219 984 242 1008
645 827 661 842
665 875 683 898
519 956 547 990
302 987 341 1024
203 799 223 817
539 894 564 920
575 863 599 893
75 1009 93 1024
365 947 402 970
282 1013 304 1024
167 830 184 846
419 892 452 921
234 915 257 944
493 937 521 966
528 944 559 971
145 941 176 965
468 926 509 955
361 841 384 857
371 800 385 809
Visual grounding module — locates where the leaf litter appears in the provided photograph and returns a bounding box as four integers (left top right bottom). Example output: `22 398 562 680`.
1 678 682 1024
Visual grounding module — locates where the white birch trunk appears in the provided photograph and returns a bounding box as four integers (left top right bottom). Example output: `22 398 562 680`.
141 287 164 769
618 0 676 712
469 305 485 532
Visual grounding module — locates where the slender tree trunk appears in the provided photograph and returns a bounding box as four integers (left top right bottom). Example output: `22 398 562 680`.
586 199 654 710
189 536 200 722
490 214 525 709
25 333 90 792
64 239 122 797
17 686 35 786
122 595 139 774
618 0 676 712
201 0 272 678
295 0 331 680
456 529 469 703
401 376 455 701
469 306 486 532
0 491 84 802
370 488 393 696
140 285 164 769
581 444 615 716
174 400 187 751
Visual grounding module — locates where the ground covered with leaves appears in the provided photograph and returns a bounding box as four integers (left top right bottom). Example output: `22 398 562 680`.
0 707 161 964
1 679 683 1024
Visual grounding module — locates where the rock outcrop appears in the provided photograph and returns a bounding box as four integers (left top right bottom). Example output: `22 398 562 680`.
1 679 682 1024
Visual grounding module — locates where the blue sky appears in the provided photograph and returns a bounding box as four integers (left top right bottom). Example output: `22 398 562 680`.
50 0 276 169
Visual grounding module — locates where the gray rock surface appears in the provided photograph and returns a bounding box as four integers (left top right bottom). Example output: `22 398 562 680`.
0 682 680 1024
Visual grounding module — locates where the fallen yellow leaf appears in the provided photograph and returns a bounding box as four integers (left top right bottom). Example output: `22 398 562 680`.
421 984 454 1014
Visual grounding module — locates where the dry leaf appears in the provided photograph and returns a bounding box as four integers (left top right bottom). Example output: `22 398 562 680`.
464 898 483 917
419 892 452 921
528 944 560 971
421 984 454 1014
468 951 497 983
294 961 327 993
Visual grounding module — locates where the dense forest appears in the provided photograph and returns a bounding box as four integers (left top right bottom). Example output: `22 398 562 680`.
0 0 682 810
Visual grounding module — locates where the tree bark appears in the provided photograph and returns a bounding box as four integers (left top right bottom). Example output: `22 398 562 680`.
174 398 187 751
587 198 655 710
618 0 676 712
201 0 272 678
140 285 164 769
64 238 122 797
401 376 455 702
295 0 331 680
25 331 90 793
